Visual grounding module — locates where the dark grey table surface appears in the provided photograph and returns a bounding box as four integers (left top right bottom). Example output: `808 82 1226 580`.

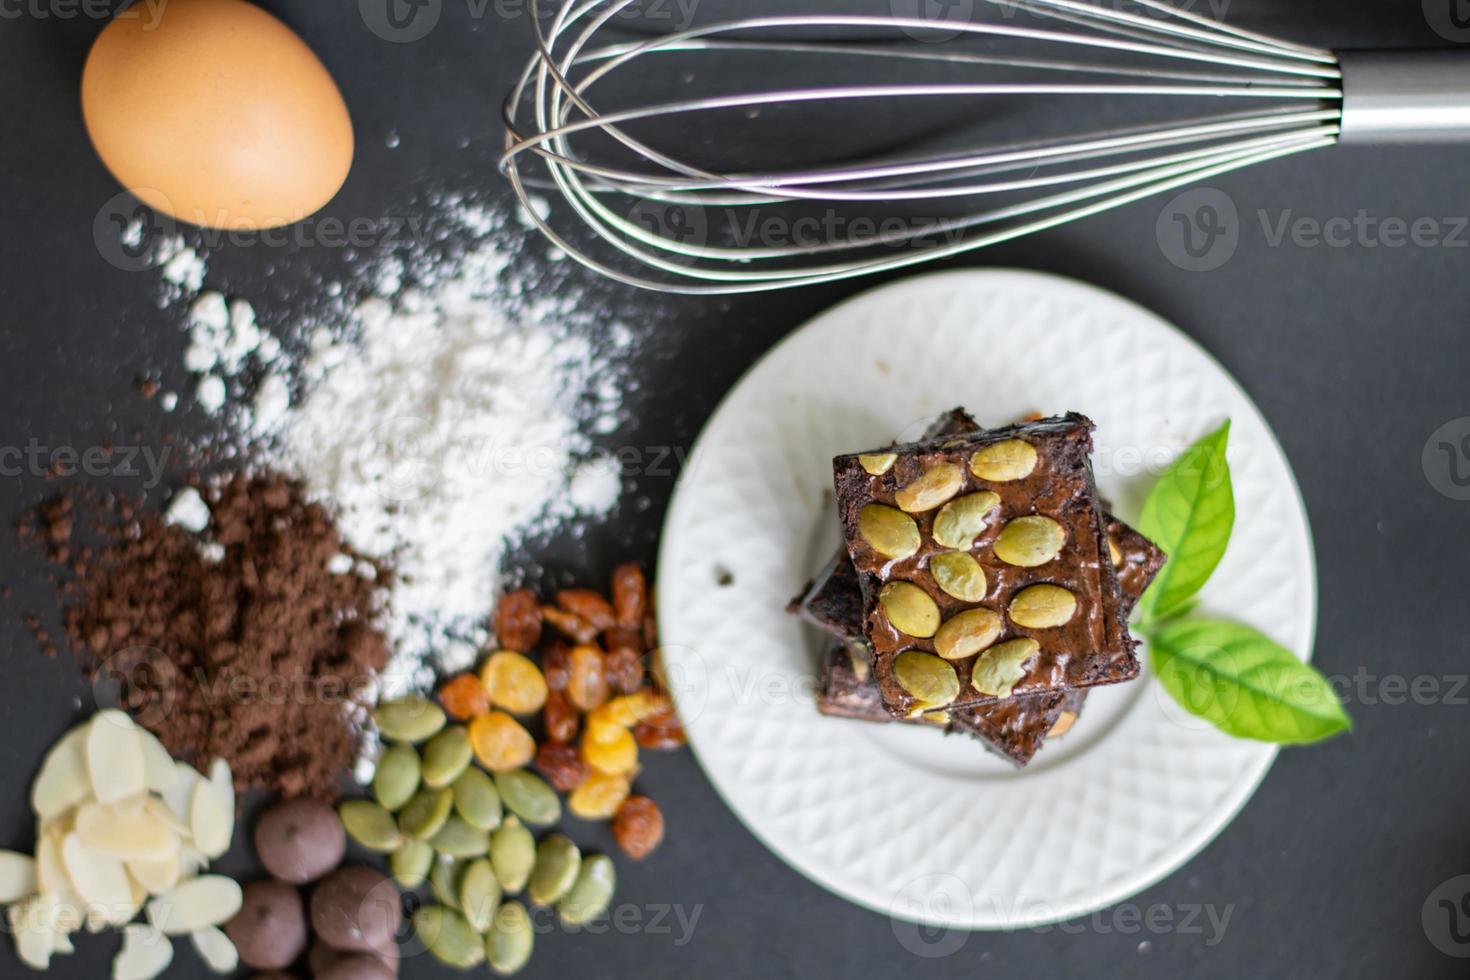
3 1 1469 977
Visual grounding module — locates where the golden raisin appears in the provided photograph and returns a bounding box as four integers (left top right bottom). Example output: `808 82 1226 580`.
540 641 570 693
634 709 687 750
582 721 638 776
556 589 616 632
603 646 643 696
568 772 632 821
587 698 635 732
566 645 609 712
542 605 598 644
438 673 490 721
543 689 580 744
611 563 648 629
480 650 548 715
589 689 666 730
612 796 664 860
536 741 588 793
467 711 536 773
494 588 542 652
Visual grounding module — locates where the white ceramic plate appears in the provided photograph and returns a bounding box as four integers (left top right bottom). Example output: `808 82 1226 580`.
656 269 1316 931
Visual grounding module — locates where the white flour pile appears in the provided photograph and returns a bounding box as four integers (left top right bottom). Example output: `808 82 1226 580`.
281 238 629 671
141 196 638 695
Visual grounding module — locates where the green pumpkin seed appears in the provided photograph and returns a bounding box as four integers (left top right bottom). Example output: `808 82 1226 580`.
969 438 1038 482
390 838 435 889
494 770 560 827
338 799 404 852
527 833 581 907
398 786 454 841
557 854 616 926
421 726 473 788
857 504 920 560
373 744 422 811
932 491 1000 550
972 638 1039 698
992 515 1065 568
930 551 988 602
431 817 490 858
486 901 534 976
894 462 964 513
933 608 1003 660
892 650 960 713
877 582 941 638
413 905 485 969
858 452 897 476
1008 584 1077 629
459 858 502 933
373 696 447 744
453 768 503 831
490 816 536 895
430 857 463 910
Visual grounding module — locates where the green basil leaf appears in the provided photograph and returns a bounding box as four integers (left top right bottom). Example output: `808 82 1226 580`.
1135 421 1235 622
1149 619 1350 744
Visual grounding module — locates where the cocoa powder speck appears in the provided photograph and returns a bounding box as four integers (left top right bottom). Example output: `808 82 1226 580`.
40 474 390 799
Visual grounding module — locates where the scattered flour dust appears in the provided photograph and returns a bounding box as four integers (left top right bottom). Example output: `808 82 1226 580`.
140 197 641 707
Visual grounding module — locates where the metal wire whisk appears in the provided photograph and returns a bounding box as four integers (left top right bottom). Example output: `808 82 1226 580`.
501 0 1470 294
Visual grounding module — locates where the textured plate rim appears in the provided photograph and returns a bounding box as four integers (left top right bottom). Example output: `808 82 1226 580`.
656 267 1318 930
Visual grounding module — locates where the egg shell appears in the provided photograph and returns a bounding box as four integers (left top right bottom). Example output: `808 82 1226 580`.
81 0 354 230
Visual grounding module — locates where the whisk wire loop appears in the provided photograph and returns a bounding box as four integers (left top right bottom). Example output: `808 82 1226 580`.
502 0 1346 293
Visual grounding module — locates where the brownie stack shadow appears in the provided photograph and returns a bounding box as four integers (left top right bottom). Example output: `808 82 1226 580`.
788 409 1166 766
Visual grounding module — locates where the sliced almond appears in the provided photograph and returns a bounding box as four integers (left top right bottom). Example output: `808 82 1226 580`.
143 797 191 840
178 846 208 880
0 850 37 903
138 730 178 793
76 799 180 864
146 875 243 935
127 852 182 896
189 780 232 861
114 923 174 980
43 889 87 937
207 759 235 818
127 870 149 914
36 827 72 899
9 896 55 970
86 710 146 805
52 926 74 955
31 723 91 819
160 762 203 825
190 925 239 974
61 833 136 927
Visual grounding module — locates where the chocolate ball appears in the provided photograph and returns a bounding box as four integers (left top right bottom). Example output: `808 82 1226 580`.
310 867 401 953
316 955 396 980
255 797 347 885
226 881 308 970
311 940 398 977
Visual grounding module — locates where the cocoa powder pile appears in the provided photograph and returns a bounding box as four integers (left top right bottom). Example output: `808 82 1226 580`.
34 474 390 798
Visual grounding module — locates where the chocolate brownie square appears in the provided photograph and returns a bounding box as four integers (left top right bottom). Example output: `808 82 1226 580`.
833 413 1138 718
799 409 1165 763
806 512 1162 763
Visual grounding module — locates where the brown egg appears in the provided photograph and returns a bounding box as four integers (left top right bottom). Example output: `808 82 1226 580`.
81 0 354 230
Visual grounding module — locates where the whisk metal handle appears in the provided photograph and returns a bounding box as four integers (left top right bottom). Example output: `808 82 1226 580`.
1338 50 1470 143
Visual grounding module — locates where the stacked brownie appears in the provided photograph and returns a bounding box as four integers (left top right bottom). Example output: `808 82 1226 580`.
788 410 1166 765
